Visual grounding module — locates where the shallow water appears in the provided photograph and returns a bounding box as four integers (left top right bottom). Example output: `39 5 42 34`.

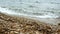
0 0 60 25
0 0 60 18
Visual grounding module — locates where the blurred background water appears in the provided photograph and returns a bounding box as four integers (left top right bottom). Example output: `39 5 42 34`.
0 0 60 18
0 0 60 25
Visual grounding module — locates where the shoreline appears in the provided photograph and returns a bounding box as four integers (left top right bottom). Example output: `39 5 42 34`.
0 13 60 34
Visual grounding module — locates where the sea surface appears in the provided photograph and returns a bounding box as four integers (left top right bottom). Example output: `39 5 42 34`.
0 0 60 25
0 0 60 18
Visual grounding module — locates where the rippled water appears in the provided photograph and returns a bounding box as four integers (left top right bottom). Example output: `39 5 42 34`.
0 0 60 25
0 0 60 18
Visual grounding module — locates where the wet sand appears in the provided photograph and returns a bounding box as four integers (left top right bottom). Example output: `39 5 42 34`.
0 13 60 34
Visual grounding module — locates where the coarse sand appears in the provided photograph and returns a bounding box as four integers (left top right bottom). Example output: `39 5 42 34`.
0 13 60 34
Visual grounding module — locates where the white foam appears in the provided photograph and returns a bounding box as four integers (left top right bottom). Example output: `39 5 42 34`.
0 7 60 25
0 7 59 18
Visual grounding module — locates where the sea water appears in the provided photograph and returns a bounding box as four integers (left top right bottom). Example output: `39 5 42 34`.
0 0 60 25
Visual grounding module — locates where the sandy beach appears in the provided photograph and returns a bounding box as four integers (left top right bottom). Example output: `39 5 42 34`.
0 0 60 34
0 13 60 34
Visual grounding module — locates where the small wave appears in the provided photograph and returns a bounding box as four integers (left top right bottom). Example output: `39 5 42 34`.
0 7 59 18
